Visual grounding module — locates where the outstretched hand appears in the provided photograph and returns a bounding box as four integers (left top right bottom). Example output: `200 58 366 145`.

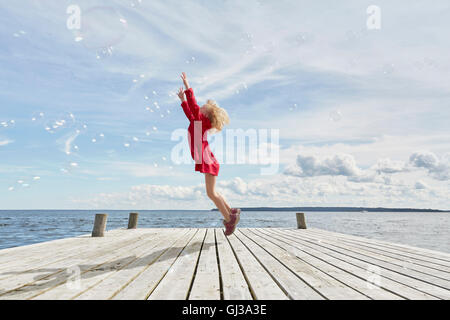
177 87 186 102
180 72 190 90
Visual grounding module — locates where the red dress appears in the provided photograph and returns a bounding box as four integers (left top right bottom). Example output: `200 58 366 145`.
181 88 220 176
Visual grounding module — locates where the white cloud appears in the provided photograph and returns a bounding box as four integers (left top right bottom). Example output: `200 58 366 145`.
372 158 408 174
2 2 450 210
72 173 449 210
409 151 450 181
284 153 363 178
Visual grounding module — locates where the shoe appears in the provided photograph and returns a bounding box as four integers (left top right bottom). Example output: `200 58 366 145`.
223 208 241 236
231 208 240 225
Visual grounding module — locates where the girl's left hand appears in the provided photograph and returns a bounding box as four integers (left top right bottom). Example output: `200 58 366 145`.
180 72 190 90
177 87 186 101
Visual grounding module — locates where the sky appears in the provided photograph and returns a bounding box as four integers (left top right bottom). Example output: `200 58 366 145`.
0 0 449 210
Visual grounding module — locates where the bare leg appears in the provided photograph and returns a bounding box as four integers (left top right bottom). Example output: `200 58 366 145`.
205 173 231 222
218 194 232 213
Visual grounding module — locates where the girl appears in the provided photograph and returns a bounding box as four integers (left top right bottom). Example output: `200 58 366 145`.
177 72 240 236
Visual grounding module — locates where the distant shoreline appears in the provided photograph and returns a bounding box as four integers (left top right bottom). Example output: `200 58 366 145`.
211 207 450 212
0 207 448 213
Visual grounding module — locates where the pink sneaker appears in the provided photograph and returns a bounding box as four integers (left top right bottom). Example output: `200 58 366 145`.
223 208 241 236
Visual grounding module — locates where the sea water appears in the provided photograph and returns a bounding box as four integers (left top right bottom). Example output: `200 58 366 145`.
0 210 448 253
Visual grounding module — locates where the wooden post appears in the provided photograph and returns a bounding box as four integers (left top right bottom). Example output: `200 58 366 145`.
296 212 307 229
128 212 139 229
92 213 108 237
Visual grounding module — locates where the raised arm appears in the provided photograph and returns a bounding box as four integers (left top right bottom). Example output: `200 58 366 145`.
185 88 200 120
178 87 194 121
180 72 200 120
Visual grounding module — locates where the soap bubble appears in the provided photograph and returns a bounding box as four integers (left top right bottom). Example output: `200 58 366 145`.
288 103 298 111
8 187 14 191
44 112 76 134
12 30 26 38
58 112 76 127
44 119 65 133
31 111 45 123
0 120 14 128
295 32 314 46
130 0 142 8
185 57 196 64
382 63 395 75
413 58 437 70
74 6 128 50
132 136 139 142
91 133 105 143
73 123 88 135
96 46 114 59
329 110 343 122
345 28 367 42
61 161 79 174
44 123 56 134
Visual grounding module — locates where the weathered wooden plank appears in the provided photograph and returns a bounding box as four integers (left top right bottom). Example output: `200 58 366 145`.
0 227 448 300
255 228 403 300
302 229 450 276
277 229 450 299
215 228 253 300
225 233 287 300
112 229 200 300
304 228 450 272
0 228 135 262
0 229 149 278
30 229 187 300
148 229 206 300
308 228 450 263
189 229 221 300
284 229 450 290
72 229 195 300
267 228 438 300
0 229 175 299
234 230 324 300
245 228 381 300
0 231 94 257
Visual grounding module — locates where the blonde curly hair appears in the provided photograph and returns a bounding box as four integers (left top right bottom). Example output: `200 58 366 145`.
204 99 229 133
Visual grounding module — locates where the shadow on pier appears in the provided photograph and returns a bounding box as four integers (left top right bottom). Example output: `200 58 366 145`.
0 241 212 298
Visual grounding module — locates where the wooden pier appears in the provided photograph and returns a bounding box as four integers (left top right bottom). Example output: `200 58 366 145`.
0 227 449 300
